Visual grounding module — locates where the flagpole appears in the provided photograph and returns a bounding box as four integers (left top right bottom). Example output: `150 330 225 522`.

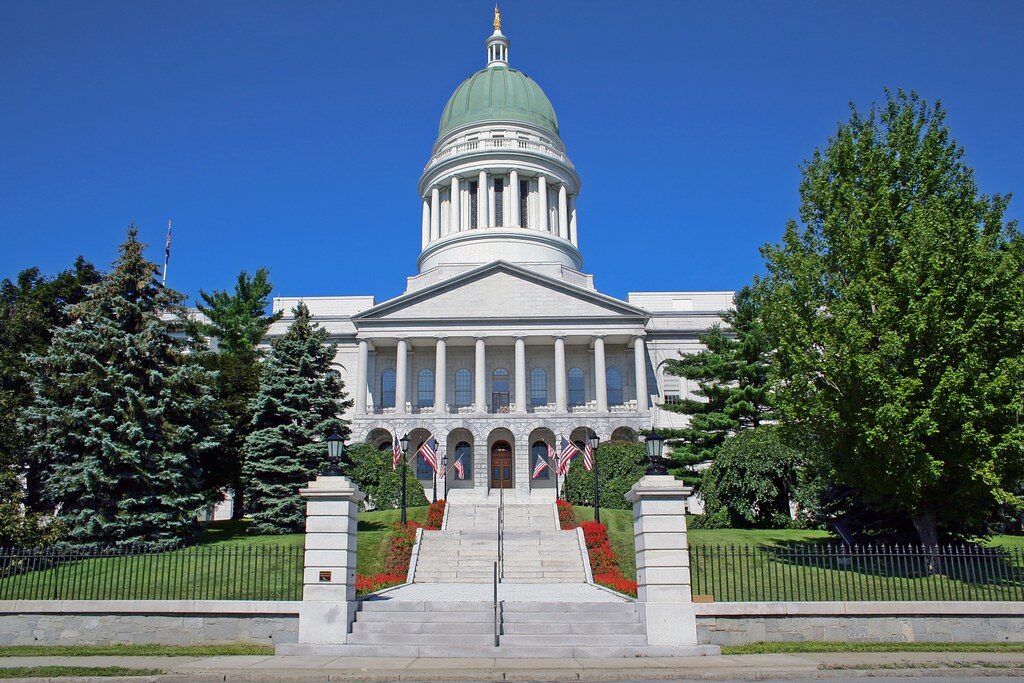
553 437 559 499
401 445 408 525
161 219 172 286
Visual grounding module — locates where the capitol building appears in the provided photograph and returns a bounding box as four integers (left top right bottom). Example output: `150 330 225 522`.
268 11 732 500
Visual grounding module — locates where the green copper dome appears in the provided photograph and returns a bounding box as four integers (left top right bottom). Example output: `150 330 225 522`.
439 66 559 137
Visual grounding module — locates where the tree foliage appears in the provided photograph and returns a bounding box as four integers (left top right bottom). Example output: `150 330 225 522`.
563 441 649 510
760 90 1024 545
23 227 222 548
243 302 351 534
346 443 428 511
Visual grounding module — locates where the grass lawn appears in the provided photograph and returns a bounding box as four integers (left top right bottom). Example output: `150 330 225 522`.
0 507 428 602
0 644 273 657
721 641 1024 654
0 667 163 678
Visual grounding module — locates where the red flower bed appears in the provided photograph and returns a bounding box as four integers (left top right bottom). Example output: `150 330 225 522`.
381 521 422 576
564 509 638 597
426 499 446 530
593 572 638 596
355 573 406 594
556 499 579 529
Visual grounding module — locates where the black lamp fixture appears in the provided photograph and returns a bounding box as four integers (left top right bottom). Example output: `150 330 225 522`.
441 455 449 500
644 430 667 475
588 431 601 523
324 429 345 476
399 433 411 524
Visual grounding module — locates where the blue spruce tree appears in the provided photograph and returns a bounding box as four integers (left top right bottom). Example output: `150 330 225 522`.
244 302 351 534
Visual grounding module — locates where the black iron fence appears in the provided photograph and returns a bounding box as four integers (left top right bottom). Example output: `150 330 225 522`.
689 543 1024 602
0 545 303 601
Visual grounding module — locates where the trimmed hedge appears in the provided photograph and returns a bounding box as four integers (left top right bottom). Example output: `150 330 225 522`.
562 441 648 509
347 443 428 510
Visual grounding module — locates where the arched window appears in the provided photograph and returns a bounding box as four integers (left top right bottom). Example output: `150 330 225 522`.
415 442 434 480
530 368 547 406
381 369 396 408
530 441 550 480
606 367 623 405
453 441 473 480
454 368 472 407
417 369 434 408
492 368 510 412
568 367 585 406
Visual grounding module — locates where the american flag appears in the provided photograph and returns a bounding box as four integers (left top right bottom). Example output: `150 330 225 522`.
558 437 580 476
532 447 550 479
392 435 403 471
453 455 465 479
418 436 439 472
583 438 594 472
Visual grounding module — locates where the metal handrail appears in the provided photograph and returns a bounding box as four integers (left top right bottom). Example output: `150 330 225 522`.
498 488 505 581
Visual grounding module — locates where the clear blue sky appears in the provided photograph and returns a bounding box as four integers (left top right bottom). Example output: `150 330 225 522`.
2 1 1021 304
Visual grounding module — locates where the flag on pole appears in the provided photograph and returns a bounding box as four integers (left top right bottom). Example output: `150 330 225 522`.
454 455 465 479
532 447 550 479
583 438 594 472
161 220 172 286
558 437 580 476
392 435 403 471
418 436 439 472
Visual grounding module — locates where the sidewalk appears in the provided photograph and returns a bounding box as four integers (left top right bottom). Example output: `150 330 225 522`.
1 652 1024 681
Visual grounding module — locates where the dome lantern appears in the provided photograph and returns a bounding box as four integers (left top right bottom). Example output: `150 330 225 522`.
486 4 509 67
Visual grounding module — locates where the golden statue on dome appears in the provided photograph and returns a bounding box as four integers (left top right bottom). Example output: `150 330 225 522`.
493 3 502 31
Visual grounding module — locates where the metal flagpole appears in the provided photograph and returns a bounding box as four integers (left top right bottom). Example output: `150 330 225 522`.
161 220 172 286
553 437 559 499
401 447 408 525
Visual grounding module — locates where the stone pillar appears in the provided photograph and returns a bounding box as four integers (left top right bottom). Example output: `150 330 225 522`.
434 337 447 414
514 336 527 414
537 175 548 232
474 336 487 413
395 338 408 415
568 195 578 247
477 170 488 228
450 176 461 234
487 174 496 227
554 335 567 413
625 475 697 646
509 169 520 227
634 336 650 416
296 475 366 645
421 199 430 248
558 184 569 239
355 339 369 415
593 336 608 413
430 187 440 241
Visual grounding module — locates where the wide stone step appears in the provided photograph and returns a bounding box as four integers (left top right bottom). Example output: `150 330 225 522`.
355 610 493 623
347 633 496 646
354 621 496 635
501 602 638 614
358 600 492 612
501 621 644 635
278 643 720 658
502 610 638 623
500 633 648 647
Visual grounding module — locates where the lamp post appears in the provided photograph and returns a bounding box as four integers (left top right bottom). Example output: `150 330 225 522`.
399 433 411 524
588 431 601 523
441 455 448 500
644 430 668 475
324 429 345 476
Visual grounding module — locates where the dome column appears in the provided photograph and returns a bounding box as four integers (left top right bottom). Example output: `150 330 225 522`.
421 199 430 248
537 175 548 232
450 177 461 234
569 195 578 247
477 170 489 227
430 187 441 241
509 170 520 227
558 184 569 239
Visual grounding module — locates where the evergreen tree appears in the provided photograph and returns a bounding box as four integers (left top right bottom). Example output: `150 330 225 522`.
661 285 772 484
196 268 282 516
761 90 1024 545
244 302 352 534
22 227 222 548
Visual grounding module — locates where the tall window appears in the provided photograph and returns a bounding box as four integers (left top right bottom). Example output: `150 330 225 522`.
568 367 585 406
381 369 396 408
530 441 550 480
454 368 472 407
453 441 473 480
417 369 434 408
492 368 510 412
530 368 547 406
520 179 529 228
607 367 623 405
494 178 504 227
469 181 479 229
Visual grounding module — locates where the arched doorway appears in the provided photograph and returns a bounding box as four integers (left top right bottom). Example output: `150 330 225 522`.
490 440 513 489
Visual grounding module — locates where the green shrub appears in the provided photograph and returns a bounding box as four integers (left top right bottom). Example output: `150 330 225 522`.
347 443 428 510
562 441 648 510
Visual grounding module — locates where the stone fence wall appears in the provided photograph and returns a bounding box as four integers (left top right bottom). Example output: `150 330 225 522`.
2 600 1021 648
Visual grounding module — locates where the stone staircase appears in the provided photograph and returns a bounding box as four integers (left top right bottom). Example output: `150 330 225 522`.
412 501 587 583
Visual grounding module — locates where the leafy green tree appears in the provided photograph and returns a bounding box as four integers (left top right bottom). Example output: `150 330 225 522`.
346 443 428 511
243 302 352 534
22 227 222 548
761 90 1024 546
661 285 773 486
0 258 100 511
196 268 282 516
563 441 648 510
694 427 805 529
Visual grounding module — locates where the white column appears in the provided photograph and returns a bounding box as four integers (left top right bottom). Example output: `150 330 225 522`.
487 175 496 227
537 175 548 232
625 475 699 647
355 339 369 415
297 475 365 646
477 170 488 227
395 338 408 415
514 336 527 414
554 335 567 413
430 187 440 241
569 195 578 246
474 336 487 413
450 177 461 234
421 199 430 248
509 169 520 227
593 336 608 412
558 184 569 239
434 337 447 414
634 336 649 415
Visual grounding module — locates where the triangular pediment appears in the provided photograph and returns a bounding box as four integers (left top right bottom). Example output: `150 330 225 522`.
352 261 648 322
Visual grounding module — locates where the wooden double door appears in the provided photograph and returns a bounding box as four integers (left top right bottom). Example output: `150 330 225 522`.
490 441 513 489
